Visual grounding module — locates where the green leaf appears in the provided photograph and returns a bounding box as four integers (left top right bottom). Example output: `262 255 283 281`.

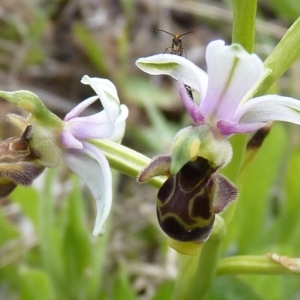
206 276 262 300
38 169 65 292
19 266 57 300
59 175 93 298
122 76 176 108
225 123 287 253
270 0 300 22
72 23 108 76
152 280 175 300
241 274 299 300
112 264 137 300
10 186 39 227
256 17 300 95
25 8 48 65
0 210 19 246
275 139 300 251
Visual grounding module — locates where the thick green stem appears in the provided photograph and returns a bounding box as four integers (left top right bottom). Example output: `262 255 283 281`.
232 0 257 52
91 139 164 189
173 215 226 300
217 255 298 276
256 16 300 95
224 0 263 186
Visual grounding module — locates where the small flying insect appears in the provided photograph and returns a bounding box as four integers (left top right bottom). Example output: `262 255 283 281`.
157 29 194 57
157 29 194 100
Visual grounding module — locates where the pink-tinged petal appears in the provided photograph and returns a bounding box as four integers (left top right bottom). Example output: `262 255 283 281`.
201 41 264 120
233 95 300 125
63 142 112 236
138 155 172 182
81 75 121 125
107 104 129 142
66 111 114 140
217 120 266 135
178 79 205 125
64 96 98 121
212 174 238 213
61 128 83 149
136 54 208 99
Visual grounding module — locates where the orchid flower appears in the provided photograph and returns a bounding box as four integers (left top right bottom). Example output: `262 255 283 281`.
0 75 128 236
61 76 128 236
136 40 300 137
134 40 300 253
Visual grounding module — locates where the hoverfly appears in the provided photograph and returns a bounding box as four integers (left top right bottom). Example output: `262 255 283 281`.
157 29 194 100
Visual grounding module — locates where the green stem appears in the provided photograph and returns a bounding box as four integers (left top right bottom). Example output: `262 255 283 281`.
222 0 258 224
220 136 247 224
256 16 300 95
221 134 248 183
173 215 226 299
217 255 298 276
232 0 257 52
91 139 164 189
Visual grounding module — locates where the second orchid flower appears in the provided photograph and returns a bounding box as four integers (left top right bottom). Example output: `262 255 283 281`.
0 75 128 236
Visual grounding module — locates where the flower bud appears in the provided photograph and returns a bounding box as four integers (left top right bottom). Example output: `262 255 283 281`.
0 91 63 168
0 125 45 197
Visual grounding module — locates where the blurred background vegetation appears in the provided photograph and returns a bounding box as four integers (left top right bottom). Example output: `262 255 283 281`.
1 0 300 299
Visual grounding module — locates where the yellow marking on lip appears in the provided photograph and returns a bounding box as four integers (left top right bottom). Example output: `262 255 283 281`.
189 138 201 161
167 237 204 256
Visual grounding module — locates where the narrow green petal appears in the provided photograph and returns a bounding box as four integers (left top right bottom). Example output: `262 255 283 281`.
136 54 208 95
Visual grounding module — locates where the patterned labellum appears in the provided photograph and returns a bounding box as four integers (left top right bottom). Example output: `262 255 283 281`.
138 152 237 246
156 157 217 243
